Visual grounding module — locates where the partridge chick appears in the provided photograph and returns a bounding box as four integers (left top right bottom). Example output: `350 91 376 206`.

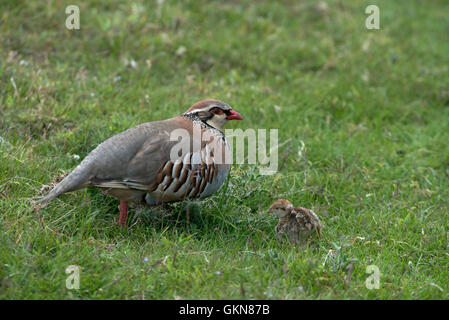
267 199 322 245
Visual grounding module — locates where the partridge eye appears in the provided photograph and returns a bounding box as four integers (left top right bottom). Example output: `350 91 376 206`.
211 108 222 115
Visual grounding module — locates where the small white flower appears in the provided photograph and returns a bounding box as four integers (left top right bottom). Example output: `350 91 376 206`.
124 58 138 69
274 105 282 113
73 154 80 160
143 257 149 263
362 71 370 83
130 59 138 69
362 40 370 52
176 46 186 56
317 1 328 13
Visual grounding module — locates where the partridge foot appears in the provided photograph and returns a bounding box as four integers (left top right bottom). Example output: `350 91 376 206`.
117 200 128 227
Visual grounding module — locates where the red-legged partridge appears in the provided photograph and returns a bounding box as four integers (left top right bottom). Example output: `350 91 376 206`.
39 99 243 226
267 199 322 245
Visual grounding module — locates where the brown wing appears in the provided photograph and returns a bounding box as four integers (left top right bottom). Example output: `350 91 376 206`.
91 117 193 190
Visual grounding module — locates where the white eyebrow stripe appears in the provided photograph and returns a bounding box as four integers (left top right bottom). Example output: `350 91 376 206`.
184 106 216 115
184 104 232 115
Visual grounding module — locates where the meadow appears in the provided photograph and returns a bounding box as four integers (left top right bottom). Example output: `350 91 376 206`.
0 0 448 299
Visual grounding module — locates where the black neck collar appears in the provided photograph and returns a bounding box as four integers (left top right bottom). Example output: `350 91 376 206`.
181 113 225 139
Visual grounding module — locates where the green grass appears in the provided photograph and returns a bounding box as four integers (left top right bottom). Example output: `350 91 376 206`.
1 0 449 299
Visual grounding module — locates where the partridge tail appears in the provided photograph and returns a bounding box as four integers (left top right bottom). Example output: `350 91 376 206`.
38 160 94 205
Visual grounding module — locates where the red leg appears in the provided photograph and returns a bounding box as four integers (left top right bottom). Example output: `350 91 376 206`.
117 200 128 227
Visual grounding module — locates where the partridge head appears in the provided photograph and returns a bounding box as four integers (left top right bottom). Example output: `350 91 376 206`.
183 100 243 131
267 199 294 218
38 99 243 226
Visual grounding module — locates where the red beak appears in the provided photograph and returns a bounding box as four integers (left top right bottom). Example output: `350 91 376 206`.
226 110 243 120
